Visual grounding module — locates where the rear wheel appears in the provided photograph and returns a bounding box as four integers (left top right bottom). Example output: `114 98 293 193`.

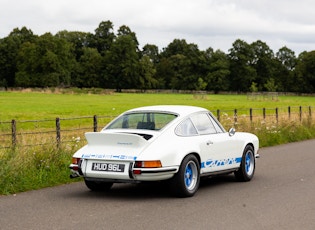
84 179 113 191
235 145 255 182
170 154 200 197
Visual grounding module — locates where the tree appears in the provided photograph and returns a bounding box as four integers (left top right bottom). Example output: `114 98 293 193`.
276 46 296 71
138 55 158 91
264 78 278 92
275 47 296 92
15 33 75 87
0 27 36 87
92 21 115 55
159 39 206 90
161 39 189 58
155 57 173 89
294 51 315 93
75 47 103 87
168 54 191 89
117 25 139 47
105 26 140 91
228 39 256 92
205 49 230 93
56 30 92 60
250 40 276 90
250 82 258 92
142 44 160 64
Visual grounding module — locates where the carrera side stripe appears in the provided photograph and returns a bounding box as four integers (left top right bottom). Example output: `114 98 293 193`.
201 157 242 169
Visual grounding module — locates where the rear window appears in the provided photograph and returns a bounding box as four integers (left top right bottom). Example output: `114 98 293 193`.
105 112 177 130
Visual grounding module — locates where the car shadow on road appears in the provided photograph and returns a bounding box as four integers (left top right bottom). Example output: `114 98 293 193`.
102 182 172 199
200 174 237 188
65 175 238 200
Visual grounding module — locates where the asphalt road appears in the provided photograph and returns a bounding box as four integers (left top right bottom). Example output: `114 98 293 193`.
1 139 315 230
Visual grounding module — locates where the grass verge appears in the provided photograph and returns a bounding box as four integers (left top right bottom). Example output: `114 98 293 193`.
0 142 82 195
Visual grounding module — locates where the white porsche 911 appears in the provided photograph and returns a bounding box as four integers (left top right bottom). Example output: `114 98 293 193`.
70 105 259 197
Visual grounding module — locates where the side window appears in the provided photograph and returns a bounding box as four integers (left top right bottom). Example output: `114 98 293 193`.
190 113 217 135
175 118 198 136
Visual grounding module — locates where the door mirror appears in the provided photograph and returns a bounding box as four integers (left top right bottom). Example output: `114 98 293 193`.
228 128 235 136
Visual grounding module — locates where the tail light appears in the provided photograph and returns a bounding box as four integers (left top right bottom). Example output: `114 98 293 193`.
134 160 162 168
72 157 81 165
71 157 81 171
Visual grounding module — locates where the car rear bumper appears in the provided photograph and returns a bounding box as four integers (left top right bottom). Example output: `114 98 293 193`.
70 161 178 182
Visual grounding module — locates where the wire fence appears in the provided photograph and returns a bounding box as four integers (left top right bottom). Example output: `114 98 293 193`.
0 115 115 149
0 106 313 149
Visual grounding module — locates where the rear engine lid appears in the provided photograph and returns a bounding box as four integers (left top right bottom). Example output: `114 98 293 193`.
77 132 152 161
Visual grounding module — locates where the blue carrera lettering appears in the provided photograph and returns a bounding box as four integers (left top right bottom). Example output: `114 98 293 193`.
201 157 242 169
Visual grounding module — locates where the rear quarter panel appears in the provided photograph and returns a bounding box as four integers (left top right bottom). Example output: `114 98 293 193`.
136 129 200 167
233 132 259 154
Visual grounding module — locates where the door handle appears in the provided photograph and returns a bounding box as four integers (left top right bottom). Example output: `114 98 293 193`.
206 140 213 145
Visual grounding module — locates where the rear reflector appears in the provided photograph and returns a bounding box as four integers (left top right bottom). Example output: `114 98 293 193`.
133 170 142 175
72 166 79 171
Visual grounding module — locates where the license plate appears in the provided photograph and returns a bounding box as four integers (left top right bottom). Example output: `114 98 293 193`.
91 163 125 172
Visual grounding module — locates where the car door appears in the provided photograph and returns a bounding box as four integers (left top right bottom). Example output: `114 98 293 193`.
190 112 240 174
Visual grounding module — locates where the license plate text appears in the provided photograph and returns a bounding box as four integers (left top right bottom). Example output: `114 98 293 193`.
92 163 125 172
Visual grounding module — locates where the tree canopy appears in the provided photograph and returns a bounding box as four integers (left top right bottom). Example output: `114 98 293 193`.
0 21 314 93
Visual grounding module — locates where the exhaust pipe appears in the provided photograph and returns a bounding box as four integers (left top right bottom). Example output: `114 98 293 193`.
70 173 79 179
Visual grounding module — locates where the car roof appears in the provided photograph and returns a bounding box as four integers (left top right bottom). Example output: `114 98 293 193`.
124 105 209 117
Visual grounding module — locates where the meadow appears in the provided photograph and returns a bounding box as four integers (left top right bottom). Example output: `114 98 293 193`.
1 90 315 121
1 89 315 195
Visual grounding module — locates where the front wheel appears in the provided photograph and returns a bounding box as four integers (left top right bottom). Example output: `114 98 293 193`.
235 145 255 182
170 154 200 198
84 179 113 191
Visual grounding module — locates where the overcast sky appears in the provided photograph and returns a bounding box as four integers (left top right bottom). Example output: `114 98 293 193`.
1 0 315 55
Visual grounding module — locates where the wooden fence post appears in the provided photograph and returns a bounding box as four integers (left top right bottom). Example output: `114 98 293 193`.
288 106 291 120
56 117 60 148
276 108 278 123
309 106 312 118
250 108 253 123
217 109 220 122
93 115 98 132
299 106 302 122
263 108 266 120
11 119 16 148
234 109 237 124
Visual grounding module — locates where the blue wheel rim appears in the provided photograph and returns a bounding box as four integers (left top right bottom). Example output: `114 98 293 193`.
245 151 254 176
184 161 197 190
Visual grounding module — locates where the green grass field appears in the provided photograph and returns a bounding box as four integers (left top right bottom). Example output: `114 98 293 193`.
1 90 314 121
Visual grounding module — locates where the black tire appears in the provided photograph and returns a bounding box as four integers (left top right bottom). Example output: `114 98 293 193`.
84 179 113 191
234 145 255 182
170 154 200 198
